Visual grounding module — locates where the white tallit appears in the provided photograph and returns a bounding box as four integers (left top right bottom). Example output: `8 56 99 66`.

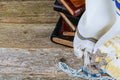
74 0 116 59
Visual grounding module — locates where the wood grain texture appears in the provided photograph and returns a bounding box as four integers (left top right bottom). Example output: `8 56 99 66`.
0 22 85 80
0 48 84 80
0 0 59 23
0 23 66 49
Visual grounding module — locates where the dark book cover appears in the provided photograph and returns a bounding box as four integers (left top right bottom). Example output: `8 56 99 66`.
61 20 75 37
53 0 70 15
59 12 80 31
60 0 85 16
50 17 74 48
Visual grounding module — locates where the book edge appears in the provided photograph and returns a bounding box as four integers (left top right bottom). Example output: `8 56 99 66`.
60 0 74 15
62 32 75 36
59 12 76 31
52 37 73 47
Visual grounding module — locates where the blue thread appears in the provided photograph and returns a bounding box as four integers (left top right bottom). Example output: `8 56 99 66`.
116 11 120 16
58 62 113 80
113 0 120 15
82 67 106 77
115 0 120 10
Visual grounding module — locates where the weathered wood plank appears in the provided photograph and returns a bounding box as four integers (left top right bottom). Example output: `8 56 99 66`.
0 48 84 80
0 1 59 23
0 23 65 49
0 22 85 79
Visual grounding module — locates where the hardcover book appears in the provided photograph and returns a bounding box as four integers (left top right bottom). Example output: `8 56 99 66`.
53 0 70 15
60 0 85 16
59 12 80 31
61 19 75 37
50 17 74 47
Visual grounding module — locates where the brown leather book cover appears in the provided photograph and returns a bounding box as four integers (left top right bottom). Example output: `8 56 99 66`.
59 12 80 31
50 17 74 47
60 0 85 16
61 20 75 37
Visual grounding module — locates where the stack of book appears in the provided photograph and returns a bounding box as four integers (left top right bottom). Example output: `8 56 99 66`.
50 0 85 47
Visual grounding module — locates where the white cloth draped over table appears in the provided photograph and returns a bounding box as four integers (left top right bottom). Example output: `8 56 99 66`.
73 0 120 79
74 0 116 59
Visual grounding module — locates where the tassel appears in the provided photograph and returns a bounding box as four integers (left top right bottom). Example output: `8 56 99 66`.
84 49 90 67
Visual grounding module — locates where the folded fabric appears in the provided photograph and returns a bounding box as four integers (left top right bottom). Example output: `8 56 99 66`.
74 29 97 58
92 35 120 79
93 0 120 53
74 0 115 59
77 0 115 39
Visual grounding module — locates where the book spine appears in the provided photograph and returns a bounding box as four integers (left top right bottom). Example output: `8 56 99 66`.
59 12 76 31
74 5 85 16
60 0 85 16
60 0 74 16
52 37 73 47
62 32 75 37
